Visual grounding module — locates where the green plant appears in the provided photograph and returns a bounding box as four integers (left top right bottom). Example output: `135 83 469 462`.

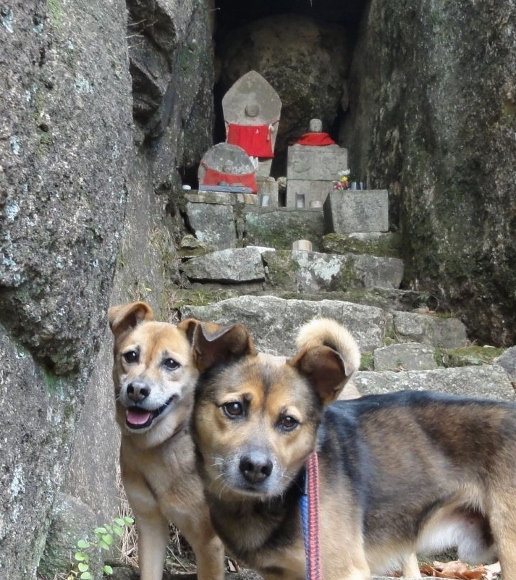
68 516 134 579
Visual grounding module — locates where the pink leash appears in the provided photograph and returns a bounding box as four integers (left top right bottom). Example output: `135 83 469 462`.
300 451 322 580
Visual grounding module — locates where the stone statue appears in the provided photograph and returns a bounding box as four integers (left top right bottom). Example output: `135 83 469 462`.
294 118 336 146
198 143 257 193
222 70 281 176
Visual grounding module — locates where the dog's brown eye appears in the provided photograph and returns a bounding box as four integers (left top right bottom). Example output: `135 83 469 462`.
222 402 244 418
278 415 299 432
123 350 139 364
163 358 180 371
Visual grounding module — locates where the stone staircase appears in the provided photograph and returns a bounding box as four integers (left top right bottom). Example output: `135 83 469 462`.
176 188 515 404
171 188 515 580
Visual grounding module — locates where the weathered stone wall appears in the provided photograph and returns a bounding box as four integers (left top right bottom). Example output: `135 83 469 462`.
1 0 132 576
0 0 214 577
342 0 516 345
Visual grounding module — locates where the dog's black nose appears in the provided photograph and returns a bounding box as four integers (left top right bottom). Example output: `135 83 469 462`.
239 449 273 484
126 381 150 402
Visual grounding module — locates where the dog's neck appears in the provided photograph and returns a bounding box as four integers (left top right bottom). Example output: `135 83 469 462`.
205 467 306 566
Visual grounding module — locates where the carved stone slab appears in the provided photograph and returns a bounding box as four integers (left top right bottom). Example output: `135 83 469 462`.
324 190 389 233
287 145 348 181
197 142 256 185
222 70 281 127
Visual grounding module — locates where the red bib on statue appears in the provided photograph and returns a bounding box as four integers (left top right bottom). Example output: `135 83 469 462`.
201 167 257 194
226 124 275 158
295 132 336 146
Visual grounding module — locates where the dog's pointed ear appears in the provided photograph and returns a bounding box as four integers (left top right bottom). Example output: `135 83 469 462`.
186 322 256 373
108 302 154 338
289 346 355 405
178 318 229 345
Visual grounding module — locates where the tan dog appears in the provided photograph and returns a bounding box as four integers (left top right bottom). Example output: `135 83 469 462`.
187 318 516 580
108 302 224 580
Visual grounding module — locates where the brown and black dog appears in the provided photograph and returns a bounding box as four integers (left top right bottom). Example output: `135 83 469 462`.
186 318 516 580
108 302 224 580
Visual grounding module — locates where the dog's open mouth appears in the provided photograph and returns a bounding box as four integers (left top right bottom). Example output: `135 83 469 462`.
125 397 174 429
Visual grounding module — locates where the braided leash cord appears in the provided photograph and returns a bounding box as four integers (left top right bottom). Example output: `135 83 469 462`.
300 451 322 580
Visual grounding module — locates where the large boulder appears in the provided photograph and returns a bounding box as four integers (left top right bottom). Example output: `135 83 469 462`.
342 0 516 346
0 0 215 578
1 0 132 575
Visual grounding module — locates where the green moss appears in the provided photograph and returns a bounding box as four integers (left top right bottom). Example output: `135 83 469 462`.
322 233 401 258
360 352 374 371
438 346 505 368
39 132 53 146
43 369 66 397
47 0 63 27
262 250 299 290
170 289 239 310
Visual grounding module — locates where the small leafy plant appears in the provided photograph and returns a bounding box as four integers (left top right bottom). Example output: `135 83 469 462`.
68 516 134 579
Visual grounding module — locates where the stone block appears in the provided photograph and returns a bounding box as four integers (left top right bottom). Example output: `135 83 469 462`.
180 295 387 355
180 246 273 283
285 180 333 208
322 232 401 258
287 145 348 180
373 343 437 371
356 366 515 401
185 202 237 250
244 207 325 250
324 190 389 233
495 346 516 381
185 190 256 205
264 251 403 292
392 312 468 349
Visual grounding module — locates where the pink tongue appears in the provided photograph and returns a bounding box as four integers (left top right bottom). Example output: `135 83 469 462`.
126 409 153 426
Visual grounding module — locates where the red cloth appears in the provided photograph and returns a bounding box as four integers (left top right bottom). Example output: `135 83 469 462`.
226 123 275 158
294 132 336 146
201 167 257 194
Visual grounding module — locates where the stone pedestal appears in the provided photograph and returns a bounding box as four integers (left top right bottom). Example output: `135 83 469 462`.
324 190 389 234
286 144 348 207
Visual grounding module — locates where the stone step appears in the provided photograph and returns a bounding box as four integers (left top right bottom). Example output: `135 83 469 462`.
173 287 437 314
356 365 515 401
182 190 402 256
180 246 404 292
179 295 469 356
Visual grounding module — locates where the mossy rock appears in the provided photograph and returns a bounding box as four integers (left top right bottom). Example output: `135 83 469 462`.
436 346 505 368
322 232 401 257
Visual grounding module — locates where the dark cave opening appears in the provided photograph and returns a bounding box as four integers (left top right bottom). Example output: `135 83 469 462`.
210 0 369 178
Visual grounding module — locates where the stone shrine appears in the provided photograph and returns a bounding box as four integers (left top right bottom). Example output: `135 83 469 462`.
286 118 348 208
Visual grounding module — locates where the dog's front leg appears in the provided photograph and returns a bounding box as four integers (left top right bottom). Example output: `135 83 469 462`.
401 553 421 578
191 532 225 580
135 509 169 580
174 511 225 580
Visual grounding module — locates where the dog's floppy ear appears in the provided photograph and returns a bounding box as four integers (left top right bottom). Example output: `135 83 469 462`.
187 322 256 373
289 345 354 405
108 302 154 338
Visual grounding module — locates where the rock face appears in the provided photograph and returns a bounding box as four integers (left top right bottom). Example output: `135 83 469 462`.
0 0 214 578
342 0 516 346
1 0 132 576
218 14 351 158
1 0 132 376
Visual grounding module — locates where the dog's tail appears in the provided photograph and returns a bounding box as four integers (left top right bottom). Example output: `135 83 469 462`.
296 318 361 400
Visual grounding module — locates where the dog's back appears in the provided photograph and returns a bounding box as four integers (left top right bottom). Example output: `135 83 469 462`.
319 391 516 574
